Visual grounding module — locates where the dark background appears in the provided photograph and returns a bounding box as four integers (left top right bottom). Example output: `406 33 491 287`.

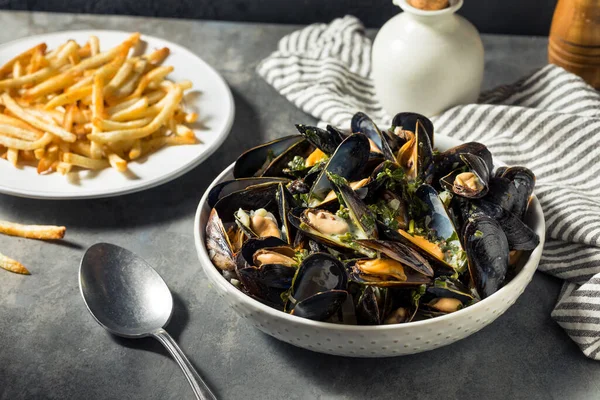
0 0 557 36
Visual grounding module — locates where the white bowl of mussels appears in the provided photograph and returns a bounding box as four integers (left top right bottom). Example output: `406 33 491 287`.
194 112 545 357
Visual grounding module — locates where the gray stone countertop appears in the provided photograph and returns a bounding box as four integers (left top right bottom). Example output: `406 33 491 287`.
0 10 597 400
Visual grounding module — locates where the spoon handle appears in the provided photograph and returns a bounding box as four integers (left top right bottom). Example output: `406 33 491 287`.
152 329 216 400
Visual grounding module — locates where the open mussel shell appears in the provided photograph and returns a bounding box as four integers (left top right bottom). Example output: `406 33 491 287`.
207 183 283 272
433 142 493 183
287 253 348 321
238 236 290 267
276 183 299 244
402 185 466 272
295 124 343 155
470 199 539 251
464 215 509 299
357 239 433 277
396 119 435 184
288 207 376 257
351 112 396 162
234 135 304 178
308 133 370 206
440 153 490 199
346 258 432 287
208 177 289 208
235 237 297 308
205 208 237 271
326 172 379 239
355 286 392 325
425 277 478 304
263 139 315 178
497 166 536 219
391 112 434 146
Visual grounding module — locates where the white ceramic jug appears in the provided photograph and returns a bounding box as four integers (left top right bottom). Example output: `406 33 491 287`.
372 0 484 117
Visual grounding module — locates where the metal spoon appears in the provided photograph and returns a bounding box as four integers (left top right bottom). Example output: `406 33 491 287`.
79 243 216 400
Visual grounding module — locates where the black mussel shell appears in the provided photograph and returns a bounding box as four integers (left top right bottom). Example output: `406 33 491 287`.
351 112 396 162
234 135 304 178
485 177 519 213
464 215 509 298
205 208 237 271
433 142 493 184
425 277 477 304
308 133 370 206
440 153 490 199
213 181 281 224
346 258 432 287
327 172 378 239
208 177 289 208
396 120 435 184
357 239 433 277
471 199 539 251
497 166 535 220
238 236 289 268
355 286 392 325
288 253 348 321
391 112 434 147
276 183 299 244
291 290 348 321
263 139 314 178
295 124 343 155
237 262 296 307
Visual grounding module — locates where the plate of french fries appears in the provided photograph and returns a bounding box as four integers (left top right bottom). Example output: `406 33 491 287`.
0 30 234 199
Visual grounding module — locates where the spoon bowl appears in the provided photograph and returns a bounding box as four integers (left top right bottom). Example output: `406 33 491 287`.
79 243 216 400
80 243 173 338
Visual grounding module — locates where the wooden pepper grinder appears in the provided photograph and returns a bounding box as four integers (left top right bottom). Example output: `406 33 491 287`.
549 0 600 88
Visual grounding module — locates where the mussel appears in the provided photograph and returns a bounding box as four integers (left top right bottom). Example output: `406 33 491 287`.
286 253 348 321
440 153 490 198
395 119 435 184
234 135 304 178
464 215 509 298
351 112 396 162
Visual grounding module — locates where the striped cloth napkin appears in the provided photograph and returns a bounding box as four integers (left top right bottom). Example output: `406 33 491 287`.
257 15 600 359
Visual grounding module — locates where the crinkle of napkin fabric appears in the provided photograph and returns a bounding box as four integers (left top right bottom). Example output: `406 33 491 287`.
257 15 600 359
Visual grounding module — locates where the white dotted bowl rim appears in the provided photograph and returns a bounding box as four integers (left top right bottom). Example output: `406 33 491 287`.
193 135 545 332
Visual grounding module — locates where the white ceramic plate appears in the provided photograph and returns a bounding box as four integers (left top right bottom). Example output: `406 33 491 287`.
0 30 234 199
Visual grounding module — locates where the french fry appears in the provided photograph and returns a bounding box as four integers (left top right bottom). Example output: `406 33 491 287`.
49 40 79 69
12 61 22 78
0 219 66 239
125 66 173 100
95 117 152 131
63 152 109 170
44 86 92 109
7 148 18 166
71 140 91 157
0 252 29 275
0 43 47 78
24 70 81 100
89 36 100 56
89 86 182 143
62 104 76 132
109 59 147 100
0 67 56 90
104 59 134 97
34 148 45 160
185 112 198 123
2 93 76 142
141 134 196 155
92 73 105 119
0 123 43 141
107 152 127 172
144 47 170 65
175 124 196 140
129 139 142 160
78 42 91 58
21 150 35 162
0 132 53 151
109 97 149 121
56 161 72 175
